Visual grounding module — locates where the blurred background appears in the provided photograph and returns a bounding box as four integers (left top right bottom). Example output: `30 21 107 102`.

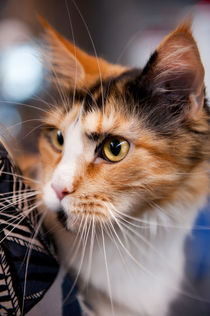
0 0 210 315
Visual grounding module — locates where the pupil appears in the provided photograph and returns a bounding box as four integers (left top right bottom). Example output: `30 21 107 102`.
57 130 64 145
110 139 121 156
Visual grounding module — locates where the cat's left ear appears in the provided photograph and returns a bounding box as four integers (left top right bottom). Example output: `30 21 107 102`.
39 16 124 89
145 19 205 120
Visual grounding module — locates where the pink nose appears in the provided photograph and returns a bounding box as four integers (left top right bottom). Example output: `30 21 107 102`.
51 183 70 200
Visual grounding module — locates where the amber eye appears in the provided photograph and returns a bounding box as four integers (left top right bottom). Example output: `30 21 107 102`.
102 137 129 162
50 129 64 152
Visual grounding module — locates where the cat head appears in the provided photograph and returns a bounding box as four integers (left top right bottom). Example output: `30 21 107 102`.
38 18 210 231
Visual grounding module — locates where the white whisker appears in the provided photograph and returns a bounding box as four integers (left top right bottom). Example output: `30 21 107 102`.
0 170 41 185
64 215 90 304
100 222 115 316
21 208 47 315
71 0 105 113
86 215 95 287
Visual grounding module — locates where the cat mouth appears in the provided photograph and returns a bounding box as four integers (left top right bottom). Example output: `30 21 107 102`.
56 207 109 231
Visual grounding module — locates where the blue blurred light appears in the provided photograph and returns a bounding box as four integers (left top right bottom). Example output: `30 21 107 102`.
0 44 43 101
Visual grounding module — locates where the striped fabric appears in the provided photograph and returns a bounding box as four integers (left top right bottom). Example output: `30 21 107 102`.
0 144 91 316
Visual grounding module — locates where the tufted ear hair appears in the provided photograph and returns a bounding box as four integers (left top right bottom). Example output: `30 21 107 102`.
144 19 205 120
38 16 125 90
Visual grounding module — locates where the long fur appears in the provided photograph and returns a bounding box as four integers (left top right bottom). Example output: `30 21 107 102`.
32 19 210 316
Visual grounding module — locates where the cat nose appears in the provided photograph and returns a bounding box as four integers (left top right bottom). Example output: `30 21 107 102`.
51 183 71 200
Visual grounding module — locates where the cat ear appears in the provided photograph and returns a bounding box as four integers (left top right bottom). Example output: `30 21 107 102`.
146 19 205 120
38 16 124 89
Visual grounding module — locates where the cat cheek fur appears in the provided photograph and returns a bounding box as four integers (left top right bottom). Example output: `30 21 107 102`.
36 17 210 316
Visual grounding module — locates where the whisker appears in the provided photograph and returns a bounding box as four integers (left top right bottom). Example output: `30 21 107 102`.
108 215 157 279
104 202 131 251
100 221 115 316
21 208 46 315
0 203 39 235
70 215 86 263
71 0 105 113
31 95 62 113
86 216 95 287
23 123 46 139
63 215 90 304
65 0 80 111
7 118 43 130
0 201 42 246
104 221 130 275
0 170 41 184
0 193 38 213
108 203 210 302
0 100 55 116
0 188 38 198
113 205 207 231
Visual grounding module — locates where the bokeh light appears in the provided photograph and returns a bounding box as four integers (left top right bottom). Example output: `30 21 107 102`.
0 43 43 102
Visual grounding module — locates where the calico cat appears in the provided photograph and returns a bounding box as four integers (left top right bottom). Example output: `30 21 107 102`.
35 18 210 316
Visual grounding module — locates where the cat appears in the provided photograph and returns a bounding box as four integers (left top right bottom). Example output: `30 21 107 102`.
34 17 210 316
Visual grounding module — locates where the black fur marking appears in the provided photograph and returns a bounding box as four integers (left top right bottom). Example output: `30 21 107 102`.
94 133 112 154
68 90 86 103
86 132 100 142
140 50 158 77
57 209 68 228
82 69 142 113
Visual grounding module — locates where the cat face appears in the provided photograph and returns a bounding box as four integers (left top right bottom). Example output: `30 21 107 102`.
38 18 210 231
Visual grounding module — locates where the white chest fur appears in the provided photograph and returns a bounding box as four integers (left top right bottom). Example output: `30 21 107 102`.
44 196 207 316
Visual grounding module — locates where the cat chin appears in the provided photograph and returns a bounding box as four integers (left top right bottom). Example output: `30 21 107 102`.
56 209 80 233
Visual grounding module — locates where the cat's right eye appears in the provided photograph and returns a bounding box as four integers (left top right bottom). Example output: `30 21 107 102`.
49 129 64 152
101 137 130 163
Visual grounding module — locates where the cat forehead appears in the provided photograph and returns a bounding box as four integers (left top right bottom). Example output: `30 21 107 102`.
44 68 144 137
60 102 141 141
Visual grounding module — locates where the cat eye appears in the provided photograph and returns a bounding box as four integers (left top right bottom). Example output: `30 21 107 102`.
102 137 130 162
50 129 64 152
